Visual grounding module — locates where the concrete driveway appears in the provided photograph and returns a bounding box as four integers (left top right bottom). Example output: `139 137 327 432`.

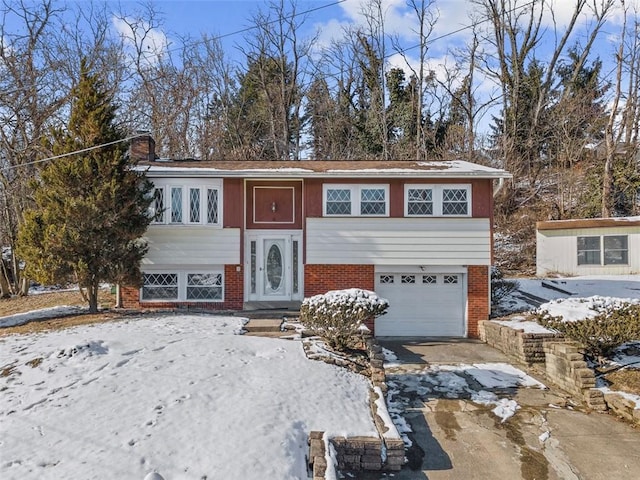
377 339 640 480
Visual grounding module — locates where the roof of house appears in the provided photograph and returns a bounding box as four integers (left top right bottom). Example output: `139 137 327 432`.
136 159 512 180
537 217 640 231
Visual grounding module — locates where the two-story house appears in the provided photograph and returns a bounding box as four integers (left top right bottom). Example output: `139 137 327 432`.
121 135 511 338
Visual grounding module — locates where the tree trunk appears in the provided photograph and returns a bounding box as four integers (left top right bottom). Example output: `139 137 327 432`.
88 280 99 314
0 262 11 298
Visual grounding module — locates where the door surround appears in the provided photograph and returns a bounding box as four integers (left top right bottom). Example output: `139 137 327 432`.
244 230 303 302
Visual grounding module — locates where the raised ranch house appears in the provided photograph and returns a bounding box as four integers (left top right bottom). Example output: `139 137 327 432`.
537 217 640 276
121 136 511 338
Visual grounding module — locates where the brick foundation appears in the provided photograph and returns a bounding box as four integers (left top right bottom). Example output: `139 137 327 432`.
120 264 244 311
467 265 489 338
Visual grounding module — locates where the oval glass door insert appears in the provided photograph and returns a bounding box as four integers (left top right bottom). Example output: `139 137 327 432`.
266 243 283 292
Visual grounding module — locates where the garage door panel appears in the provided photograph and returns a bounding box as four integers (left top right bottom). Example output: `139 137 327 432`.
375 272 465 337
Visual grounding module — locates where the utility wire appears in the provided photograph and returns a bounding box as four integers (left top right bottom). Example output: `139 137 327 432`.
0 134 146 172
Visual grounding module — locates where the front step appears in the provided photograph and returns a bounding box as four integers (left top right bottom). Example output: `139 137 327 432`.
243 318 284 334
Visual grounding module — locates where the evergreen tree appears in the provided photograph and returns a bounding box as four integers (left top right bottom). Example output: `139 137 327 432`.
17 60 153 312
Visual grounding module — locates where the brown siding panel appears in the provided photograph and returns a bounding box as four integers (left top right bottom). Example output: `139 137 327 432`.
246 181 302 229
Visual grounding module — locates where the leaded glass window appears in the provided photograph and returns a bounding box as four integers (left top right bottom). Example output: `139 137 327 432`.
171 187 183 223
186 273 222 300
142 273 178 300
207 189 219 224
326 188 351 215
360 188 386 215
189 188 200 223
442 189 468 215
152 188 164 223
407 188 433 215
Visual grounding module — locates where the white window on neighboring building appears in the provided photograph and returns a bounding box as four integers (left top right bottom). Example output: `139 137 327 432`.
323 184 389 217
578 235 629 266
405 184 471 217
149 180 222 226
577 236 601 265
604 235 629 265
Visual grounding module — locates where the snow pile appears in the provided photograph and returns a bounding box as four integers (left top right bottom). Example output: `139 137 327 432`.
537 296 640 322
0 305 83 328
494 316 555 334
0 314 377 479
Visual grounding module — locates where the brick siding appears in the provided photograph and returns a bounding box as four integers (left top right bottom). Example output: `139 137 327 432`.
304 264 376 333
467 265 489 338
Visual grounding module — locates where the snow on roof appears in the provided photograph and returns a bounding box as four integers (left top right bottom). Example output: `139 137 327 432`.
136 159 511 179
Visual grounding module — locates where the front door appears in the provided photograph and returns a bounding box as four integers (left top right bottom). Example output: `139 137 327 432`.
246 232 303 302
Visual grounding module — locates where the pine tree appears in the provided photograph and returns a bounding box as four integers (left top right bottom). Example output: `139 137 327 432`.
17 59 153 312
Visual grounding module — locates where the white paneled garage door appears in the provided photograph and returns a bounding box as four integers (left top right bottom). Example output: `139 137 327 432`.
374 271 466 337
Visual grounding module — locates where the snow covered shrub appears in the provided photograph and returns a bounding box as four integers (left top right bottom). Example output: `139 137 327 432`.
300 288 389 351
539 303 640 360
490 266 519 308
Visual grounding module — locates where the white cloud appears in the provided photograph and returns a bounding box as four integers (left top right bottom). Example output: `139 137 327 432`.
112 16 169 66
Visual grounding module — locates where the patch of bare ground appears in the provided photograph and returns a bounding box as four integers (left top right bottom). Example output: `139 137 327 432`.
603 369 640 396
0 289 126 337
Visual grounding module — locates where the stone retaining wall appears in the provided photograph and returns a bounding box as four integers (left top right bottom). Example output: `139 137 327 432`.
543 342 606 411
307 336 404 478
479 320 565 364
308 337 404 480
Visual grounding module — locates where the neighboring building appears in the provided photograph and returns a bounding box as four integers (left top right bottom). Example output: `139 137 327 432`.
121 136 511 338
537 217 640 276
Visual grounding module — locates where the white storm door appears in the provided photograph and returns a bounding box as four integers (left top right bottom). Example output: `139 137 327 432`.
246 232 303 302
262 237 288 299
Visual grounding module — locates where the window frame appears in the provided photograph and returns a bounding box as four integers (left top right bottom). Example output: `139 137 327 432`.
577 234 629 266
404 184 472 217
148 179 222 227
141 270 224 303
323 184 389 217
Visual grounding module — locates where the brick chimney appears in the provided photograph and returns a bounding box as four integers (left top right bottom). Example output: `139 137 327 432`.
130 132 156 162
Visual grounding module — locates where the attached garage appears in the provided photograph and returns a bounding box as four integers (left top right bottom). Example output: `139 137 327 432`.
374 268 466 337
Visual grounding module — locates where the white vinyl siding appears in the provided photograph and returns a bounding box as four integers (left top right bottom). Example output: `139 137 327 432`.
142 226 240 265
306 217 490 265
537 226 640 276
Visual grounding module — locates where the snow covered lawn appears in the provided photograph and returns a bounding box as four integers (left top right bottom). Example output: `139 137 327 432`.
0 314 377 480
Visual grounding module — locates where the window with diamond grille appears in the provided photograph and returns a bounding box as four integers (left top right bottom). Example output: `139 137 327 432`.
142 273 178 300
189 188 200 223
326 188 351 215
207 189 219 224
187 273 222 300
171 187 183 223
401 275 415 284
380 275 394 284
407 188 433 215
444 275 459 284
360 188 386 215
152 188 164 223
422 275 437 284
442 189 468 215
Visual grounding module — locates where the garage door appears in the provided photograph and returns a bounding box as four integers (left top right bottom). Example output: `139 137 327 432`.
374 271 465 337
